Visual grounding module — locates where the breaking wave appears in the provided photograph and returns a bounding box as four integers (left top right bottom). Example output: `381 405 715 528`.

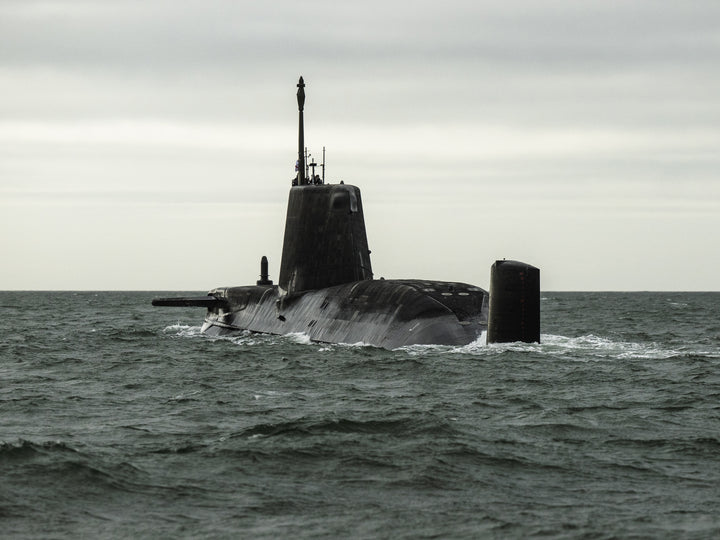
396 332 699 362
161 322 698 361
538 334 684 360
163 323 203 337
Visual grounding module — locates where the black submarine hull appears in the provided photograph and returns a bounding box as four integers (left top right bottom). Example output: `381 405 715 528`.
192 279 488 349
152 77 540 348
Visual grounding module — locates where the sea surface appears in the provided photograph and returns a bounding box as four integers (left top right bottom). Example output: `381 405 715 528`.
1 291 719 539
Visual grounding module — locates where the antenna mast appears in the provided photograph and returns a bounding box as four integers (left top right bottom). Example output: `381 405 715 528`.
297 76 306 185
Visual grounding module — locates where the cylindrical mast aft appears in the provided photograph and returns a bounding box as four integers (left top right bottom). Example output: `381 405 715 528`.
487 260 540 344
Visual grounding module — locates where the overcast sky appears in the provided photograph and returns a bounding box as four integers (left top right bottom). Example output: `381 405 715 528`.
2 0 719 290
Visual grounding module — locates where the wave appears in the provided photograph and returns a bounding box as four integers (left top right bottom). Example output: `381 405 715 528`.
538 334 683 360
163 324 381 352
394 332 487 355
283 332 312 345
167 389 202 403
1 439 206 503
231 415 460 441
161 320 713 362
395 332 696 362
162 323 203 337
0 439 78 460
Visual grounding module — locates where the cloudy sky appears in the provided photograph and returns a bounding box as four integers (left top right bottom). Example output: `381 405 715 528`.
2 0 719 290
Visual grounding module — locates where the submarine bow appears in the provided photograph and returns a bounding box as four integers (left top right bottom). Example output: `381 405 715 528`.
152 77 540 348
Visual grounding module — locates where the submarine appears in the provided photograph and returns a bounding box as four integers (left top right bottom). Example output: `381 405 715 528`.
153 77 540 349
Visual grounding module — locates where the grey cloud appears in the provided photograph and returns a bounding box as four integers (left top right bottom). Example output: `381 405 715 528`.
2 0 720 289
3 0 718 132
2 1 718 72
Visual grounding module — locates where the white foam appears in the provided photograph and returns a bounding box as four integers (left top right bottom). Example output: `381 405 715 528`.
394 343 446 355
339 340 375 348
164 322 189 331
228 331 267 346
169 389 201 401
283 332 313 345
396 331 682 361
395 331 489 355
231 331 316 347
539 334 681 360
163 322 686 361
163 323 203 337
449 331 488 353
316 341 375 352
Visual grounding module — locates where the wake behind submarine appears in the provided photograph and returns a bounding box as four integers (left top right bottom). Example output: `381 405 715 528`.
153 77 540 349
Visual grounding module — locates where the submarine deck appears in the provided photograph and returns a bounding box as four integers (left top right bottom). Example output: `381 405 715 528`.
202 279 488 349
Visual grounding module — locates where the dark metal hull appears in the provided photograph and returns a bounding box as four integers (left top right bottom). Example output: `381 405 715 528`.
152 79 539 347
201 279 488 349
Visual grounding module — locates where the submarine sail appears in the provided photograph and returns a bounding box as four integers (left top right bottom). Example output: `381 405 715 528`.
152 77 539 348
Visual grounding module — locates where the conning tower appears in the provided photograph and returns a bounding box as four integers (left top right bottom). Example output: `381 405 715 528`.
278 77 373 295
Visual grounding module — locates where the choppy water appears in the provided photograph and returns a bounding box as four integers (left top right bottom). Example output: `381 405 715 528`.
2 291 719 538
